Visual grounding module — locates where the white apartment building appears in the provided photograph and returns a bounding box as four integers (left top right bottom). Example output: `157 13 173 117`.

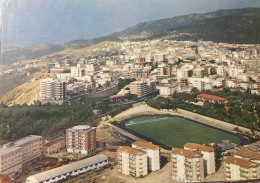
117 146 148 177
0 135 42 177
66 125 96 154
224 156 260 181
159 83 178 98
172 148 204 182
132 141 160 171
130 79 156 97
234 149 260 164
184 143 215 175
39 78 67 100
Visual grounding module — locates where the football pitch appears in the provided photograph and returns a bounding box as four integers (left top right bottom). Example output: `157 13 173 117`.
125 115 241 148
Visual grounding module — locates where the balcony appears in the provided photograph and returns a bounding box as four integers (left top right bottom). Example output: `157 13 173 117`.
225 170 231 174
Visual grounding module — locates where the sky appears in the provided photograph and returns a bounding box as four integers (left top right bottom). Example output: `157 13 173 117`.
1 0 260 47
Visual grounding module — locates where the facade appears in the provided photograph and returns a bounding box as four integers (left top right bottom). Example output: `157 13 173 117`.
129 80 157 98
109 95 125 104
66 125 96 154
172 148 204 182
0 135 42 176
184 142 215 175
39 78 67 100
132 141 160 171
159 84 178 98
197 93 228 104
224 156 260 181
27 154 108 183
117 146 148 177
43 137 66 156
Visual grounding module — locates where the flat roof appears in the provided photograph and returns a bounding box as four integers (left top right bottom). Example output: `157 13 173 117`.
172 148 203 159
225 156 258 168
14 135 42 146
132 141 159 150
27 154 108 182
0 146 21 156
235 150 260 161
184 142 214 152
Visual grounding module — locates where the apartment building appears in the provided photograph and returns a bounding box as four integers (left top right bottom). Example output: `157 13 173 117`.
172 148 204 182
234 149 260 164
117 146 148 178
184 143 215 175
66 125 96 154
159 84 178 98
43 137 66 156
39 78 67 100
130 80 156 98
0 135 42 176
224 156 260 180
132 141 160 171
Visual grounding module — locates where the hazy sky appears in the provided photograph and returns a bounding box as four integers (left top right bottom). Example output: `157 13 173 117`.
1 0 260 46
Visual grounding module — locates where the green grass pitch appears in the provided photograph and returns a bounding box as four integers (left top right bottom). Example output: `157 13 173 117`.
125 116 240 148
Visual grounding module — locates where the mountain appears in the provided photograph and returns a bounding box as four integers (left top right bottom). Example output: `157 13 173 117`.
65 8 260 49
1 8 260 65
1 44 64 65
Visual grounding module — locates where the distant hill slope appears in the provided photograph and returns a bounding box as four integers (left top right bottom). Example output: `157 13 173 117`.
1 44 64 65
1 8 259 65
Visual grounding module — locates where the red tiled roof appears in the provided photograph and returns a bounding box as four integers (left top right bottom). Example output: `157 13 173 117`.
225 156 258 168
235 150 260 161
184 142 214 152
172 148 203 158
118 146 146 155
132 141 159 150
197 93 227 101
0 174 13 183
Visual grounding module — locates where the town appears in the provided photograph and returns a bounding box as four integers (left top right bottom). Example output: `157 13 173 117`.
0 39 260 183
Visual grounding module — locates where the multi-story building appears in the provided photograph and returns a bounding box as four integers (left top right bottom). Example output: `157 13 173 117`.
224 156 260 180
184 142 215 175
159 83 178 98
130 79 157 98
43 137 66 156
172 148 204 182
109 95 125 104
117 146 148 177
0 135 42 176
234 149 260 164
66 125 96 154
39 78 67 100
132 141 160 171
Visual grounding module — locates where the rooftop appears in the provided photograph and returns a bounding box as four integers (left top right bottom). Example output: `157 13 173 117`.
235 150 260 161
14 135 42 147
132 141 159 150
0 174 13 183
118 146 146 155
27 154 108 182
172 148 203 159
225 156 258 168
197 93 227 101
184 142 214 152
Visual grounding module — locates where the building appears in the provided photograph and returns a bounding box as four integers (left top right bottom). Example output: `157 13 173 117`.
26 154 108 183
0 135 42 176
39 78 67 100
66 125 96 154
159 84 178 98
129 80 157 98
224 156 260 181
234 149 260 164
172 148 204 182
132 141 160 171
117 146 148 177
197 93 228 104
184 143 215 175
43 137 66 156
0 174 13 183
109 95 125 104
